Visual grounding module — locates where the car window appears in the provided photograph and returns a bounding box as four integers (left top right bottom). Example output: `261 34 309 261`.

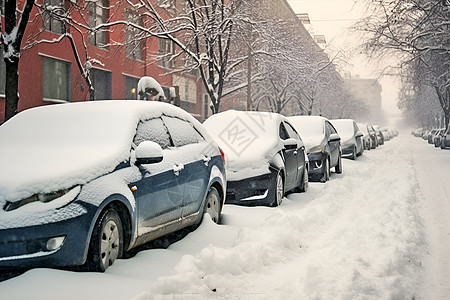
279 122 290 140
162 116 204 147
353 122 359 134
133 118 172 149
284 121 301 140
326 122 337 135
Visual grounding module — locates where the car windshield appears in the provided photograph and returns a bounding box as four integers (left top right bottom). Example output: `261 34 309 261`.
331 120 354 141
288 117 324 138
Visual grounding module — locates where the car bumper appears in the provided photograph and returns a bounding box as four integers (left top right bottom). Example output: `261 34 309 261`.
0 202 95 269
225 168 277 206
307 151 326 180
341 144 355 158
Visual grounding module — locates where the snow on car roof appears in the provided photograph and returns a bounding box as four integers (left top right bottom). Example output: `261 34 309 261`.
287 116 325 138
203 110 285 180
0 100 201 203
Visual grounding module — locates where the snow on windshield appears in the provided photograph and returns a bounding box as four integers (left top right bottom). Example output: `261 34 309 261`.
203 110 283 180
287 116 324 138
330 119 355 141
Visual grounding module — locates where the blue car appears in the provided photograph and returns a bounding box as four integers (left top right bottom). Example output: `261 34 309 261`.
0 100 226 272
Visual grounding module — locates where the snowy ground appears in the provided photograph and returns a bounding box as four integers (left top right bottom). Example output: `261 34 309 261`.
1 130 450 299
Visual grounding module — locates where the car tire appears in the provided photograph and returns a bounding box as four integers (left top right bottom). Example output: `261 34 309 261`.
205 187 222 224
85 208 123 272
351 147 357 160
298 166 309 192
320 158 330 183
441 140 446 149
335 153 343 174
271 171 284 207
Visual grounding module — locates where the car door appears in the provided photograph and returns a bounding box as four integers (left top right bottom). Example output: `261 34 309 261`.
130 117 184 238
284 121 306 189
326 121 340 167
279 122 300 191
161 116 210 221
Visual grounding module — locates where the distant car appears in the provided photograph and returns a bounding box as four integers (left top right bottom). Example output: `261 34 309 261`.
440 127 450 149
288 116 342 182
411 128 423 137
381 127 392 141
204 111 308 207
428 129 439 144
357 122 372 150
434 129 446 147
0 101 226 272
367 125 378 149
376 129 385 145
331 119 364 159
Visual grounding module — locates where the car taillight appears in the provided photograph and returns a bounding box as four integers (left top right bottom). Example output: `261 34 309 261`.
218 147 225 165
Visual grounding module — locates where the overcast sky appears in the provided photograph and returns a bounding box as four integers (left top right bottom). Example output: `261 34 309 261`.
287 0 402 115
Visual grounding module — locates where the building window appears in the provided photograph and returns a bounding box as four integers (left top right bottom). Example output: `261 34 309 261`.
91 68 111 100
125 75 139 100
89 0 107 47
126 10 143 61
158 38 174 69
42 56 71 102
0 0 4 16
42 0 65 34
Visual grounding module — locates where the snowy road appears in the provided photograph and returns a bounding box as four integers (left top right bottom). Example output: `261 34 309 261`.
1 130 449 299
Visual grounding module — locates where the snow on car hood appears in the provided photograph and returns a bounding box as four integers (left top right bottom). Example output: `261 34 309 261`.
287 116 326 152
331 119 355 142
301 136 325 152
203 111 284 181
0 100 201 203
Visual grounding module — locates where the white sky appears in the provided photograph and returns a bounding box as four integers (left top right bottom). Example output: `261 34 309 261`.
287 0 402 115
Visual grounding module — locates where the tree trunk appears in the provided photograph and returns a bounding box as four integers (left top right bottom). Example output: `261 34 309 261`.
4 57 19 120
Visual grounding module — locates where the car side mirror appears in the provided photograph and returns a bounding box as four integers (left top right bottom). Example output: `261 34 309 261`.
356 131 364 138
329 133 341 142
135 141 163 165
284 138 298 150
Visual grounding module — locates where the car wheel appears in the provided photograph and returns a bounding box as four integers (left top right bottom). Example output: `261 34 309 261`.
271 172 284 207
351 147 357 160
205 187 221 224
298 166 309 192
320 158 330 183
86 208 123 272
335 153 343 174
441 140 446 149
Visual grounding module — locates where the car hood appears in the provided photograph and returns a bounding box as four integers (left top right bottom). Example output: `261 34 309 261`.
302 136 325 152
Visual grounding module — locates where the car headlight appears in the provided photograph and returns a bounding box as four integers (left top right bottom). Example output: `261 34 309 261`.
308 145 324 153
3 188 74 212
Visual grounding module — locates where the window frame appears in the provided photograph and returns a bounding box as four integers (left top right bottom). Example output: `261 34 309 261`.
42 0 66 34
157 38 174 69
41 54 71 103
89 0 108 47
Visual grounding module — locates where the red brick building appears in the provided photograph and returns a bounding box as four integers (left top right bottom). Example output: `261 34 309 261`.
0 0 210 122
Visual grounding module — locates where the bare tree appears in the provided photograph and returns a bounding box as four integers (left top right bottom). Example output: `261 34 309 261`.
1 0 35 121
357 0 450 128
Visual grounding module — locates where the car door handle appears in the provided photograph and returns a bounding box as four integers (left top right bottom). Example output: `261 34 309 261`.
203 155 211 166
173 164 184 176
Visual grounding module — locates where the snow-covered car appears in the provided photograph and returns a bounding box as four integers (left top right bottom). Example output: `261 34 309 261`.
367 124 378 149
331 119 364 159
203 111 308 207
428 129 439 144
434 128 446 147
357 122 372 150
440 127 450 149
0 101 226 272
288 116 342 182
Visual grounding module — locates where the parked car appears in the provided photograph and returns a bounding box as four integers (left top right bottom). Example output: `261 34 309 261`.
331 119 364 159
0 101 226 272
357 122 372 150
203 111 308 207
380 127 392 141
288 116 342 182
428 129 439 144
434 128 446 147
367 125 378 149
411 128 423 137
375 128 385 145
440 127 450 149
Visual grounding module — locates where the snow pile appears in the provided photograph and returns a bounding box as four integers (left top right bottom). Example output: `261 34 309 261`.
137 76 165 100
